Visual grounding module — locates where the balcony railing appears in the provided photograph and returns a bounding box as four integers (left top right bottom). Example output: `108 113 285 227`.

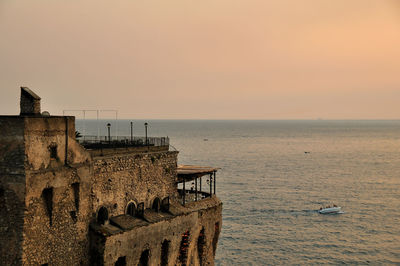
77 135 169 149
178 189 212 205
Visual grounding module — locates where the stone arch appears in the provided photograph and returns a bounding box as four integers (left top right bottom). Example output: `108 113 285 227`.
97 206 109 225
160 239 170 266
138 248 150 266
197 227 206 265
126 201 136 217
152 197 161 212
161 196 170 212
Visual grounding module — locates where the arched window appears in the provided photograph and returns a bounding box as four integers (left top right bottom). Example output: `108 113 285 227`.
160 240 170 266
97 206 108 225
197 227 206 265
138 249 150 266
126 202 136 217
161 197 170 212
152 197 161 212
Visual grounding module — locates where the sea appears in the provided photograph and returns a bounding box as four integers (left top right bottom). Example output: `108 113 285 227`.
77 119 400 265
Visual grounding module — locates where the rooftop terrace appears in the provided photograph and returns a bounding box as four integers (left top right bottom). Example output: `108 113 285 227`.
78 135 169 147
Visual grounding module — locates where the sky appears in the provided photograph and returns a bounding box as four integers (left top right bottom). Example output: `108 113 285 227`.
1 0 400 119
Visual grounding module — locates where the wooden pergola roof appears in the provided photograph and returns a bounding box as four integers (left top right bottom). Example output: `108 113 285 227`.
177 165 218 182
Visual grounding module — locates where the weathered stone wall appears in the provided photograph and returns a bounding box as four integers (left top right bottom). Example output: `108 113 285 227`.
23 116 90 171
97 197 222 266
23 166 91 265
0 117 26 265
91 151 178 220
21 116 93 265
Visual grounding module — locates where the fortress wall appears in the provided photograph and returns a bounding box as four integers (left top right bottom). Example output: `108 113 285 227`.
23 166 92 265
91 151 178 219
21 116 93 265
23 116 90 171
0 117 26 265
97 198 222 266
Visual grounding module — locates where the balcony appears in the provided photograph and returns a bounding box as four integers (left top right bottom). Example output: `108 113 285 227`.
177 165 219 206
77 135 169 148
77 136 170 155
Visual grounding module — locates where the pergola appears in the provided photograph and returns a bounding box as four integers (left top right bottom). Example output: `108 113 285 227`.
177 165 219 206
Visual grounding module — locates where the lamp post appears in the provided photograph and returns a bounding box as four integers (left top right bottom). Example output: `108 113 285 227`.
144 122 148 145
130 122 133 143
107 123 111 144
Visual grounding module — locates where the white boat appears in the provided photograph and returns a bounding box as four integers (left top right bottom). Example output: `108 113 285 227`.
318 206 341 214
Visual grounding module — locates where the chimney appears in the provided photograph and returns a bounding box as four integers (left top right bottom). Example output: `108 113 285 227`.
20 87 41 115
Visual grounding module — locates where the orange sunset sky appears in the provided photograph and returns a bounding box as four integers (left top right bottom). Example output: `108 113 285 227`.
1 0 400 119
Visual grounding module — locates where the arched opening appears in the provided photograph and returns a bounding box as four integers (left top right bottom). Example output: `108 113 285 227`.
161 197 170 212
152 197 161 212
136 202 144 218
160 239 170 266
179 231 190 266
126 202 136 217
197 227 206 265
115 256 126 266
97 206 108 225
212 222 220 256
138 249 150 266
42 187 53 226
71 182 80 212
49 143 58 159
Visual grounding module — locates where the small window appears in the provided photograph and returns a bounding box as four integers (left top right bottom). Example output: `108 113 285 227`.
161 197 170 212
42 188 53 226
152 198 161 212
136 202 144 218
115 256 126 266
139 249 150 266
97 207 108 225
71 182 80 212
49 143 57 159
126 202 136 216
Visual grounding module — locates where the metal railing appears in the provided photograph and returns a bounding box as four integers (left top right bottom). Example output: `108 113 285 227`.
177 189 212 205
77 135 169 149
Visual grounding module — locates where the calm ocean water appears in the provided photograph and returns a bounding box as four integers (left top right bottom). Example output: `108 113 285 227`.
78 120 400 265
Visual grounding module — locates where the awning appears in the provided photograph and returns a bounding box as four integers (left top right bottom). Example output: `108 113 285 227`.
177 165 218 183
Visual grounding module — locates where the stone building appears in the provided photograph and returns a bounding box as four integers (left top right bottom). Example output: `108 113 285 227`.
0 88 222 266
